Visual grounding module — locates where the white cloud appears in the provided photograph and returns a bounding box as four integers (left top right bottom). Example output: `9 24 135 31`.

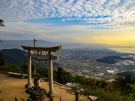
0 0 135 42
0 0 135 26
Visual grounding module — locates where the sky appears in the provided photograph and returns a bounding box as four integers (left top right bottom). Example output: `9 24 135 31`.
0 0 135 46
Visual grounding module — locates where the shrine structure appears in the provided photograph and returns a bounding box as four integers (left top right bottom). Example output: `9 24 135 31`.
22 45 62 95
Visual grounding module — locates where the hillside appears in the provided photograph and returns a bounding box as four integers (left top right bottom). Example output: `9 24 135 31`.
0 49 27 66
96 56 134 64
116 71 135 78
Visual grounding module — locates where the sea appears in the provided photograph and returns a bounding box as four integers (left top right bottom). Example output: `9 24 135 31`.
110 48 135 54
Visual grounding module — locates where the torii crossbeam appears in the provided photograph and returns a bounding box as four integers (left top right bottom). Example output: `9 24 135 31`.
22 45 62 95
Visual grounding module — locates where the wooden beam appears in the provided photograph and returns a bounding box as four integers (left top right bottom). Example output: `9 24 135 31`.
21 45 62 52
37 50 43 55
31 54 59 60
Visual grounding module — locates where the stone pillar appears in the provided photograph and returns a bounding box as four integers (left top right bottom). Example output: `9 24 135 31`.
25 50 33 88
48 51 55 95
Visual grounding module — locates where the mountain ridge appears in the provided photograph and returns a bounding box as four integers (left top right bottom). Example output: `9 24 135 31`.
0 40 134 50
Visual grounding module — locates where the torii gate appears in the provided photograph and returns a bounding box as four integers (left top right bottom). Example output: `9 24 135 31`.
22 45 62 95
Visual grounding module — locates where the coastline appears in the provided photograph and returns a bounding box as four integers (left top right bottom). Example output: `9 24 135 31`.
110 48 135 54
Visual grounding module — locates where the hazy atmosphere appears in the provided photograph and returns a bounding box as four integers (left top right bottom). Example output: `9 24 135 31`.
1 1 135 100
0 0 135 46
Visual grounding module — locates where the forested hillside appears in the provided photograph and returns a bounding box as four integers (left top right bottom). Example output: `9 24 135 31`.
0 49 27 65
117 71 135 78
96 56 134 64
0 52 5 66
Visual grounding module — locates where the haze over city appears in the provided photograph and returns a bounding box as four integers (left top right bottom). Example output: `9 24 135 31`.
0 0 135 46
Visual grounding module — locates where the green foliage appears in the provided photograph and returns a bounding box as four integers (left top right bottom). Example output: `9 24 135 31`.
0 52 5 66
113 75 135 95
0 64 26 73
98 91 123 101
21 63 35 75
53 67 73 84
36 67 48 77
0 49 27 66
0 19 5 26
74 75 84 85
117 71 135 78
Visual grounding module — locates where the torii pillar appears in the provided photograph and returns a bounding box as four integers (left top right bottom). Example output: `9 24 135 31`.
31 52 58 94
48 51 54 94
24 50 33 88
22 45 62 95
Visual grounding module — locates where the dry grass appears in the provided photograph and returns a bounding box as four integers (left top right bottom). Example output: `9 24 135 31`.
0 73 89 101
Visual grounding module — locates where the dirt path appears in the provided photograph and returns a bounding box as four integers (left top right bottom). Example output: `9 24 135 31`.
0 73 29 101
0 73 89 101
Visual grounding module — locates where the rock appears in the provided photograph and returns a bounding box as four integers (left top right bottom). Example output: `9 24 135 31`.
26 86 47 101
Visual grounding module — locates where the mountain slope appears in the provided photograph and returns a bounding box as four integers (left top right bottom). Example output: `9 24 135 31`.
0 49 27 65
0 40 61 50
0 40 134 50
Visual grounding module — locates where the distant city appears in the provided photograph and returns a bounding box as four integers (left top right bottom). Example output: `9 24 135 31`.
1 40 135 80
54 48 135 80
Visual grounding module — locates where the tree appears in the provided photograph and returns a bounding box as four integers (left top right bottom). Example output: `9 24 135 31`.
22 63 35 74
0 19 5 44
113 75 135 95
54 67 73 84
0 19 5 27
0 52 5 66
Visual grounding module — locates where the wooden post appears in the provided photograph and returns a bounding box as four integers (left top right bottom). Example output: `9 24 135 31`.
75 91 79 101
